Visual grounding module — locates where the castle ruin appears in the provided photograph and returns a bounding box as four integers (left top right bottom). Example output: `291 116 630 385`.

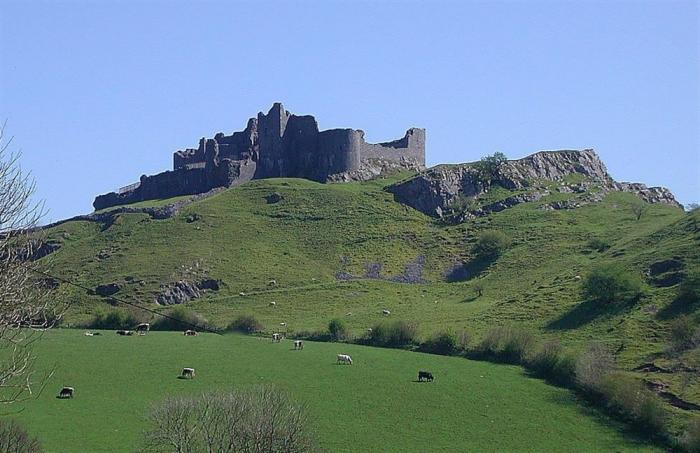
94 103 425 210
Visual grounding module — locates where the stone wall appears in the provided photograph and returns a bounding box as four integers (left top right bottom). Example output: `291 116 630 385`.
94 103 425 210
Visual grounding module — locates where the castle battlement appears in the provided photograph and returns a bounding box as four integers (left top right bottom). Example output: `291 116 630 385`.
94 103 425 210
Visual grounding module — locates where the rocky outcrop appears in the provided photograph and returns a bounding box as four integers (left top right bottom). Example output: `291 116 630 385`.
155 279 222 305
94 103 425 210
387 149 682 219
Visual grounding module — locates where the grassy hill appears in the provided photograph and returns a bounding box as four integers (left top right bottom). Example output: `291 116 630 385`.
36 173 700 426
14 330 658 452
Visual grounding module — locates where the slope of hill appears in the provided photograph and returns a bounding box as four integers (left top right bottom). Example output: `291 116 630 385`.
14 330 659 452
35 161 699 422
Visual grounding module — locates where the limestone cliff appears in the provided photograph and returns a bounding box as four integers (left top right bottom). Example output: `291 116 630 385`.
387 149 681 219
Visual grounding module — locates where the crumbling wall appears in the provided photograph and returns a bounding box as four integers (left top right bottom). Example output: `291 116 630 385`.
93 103 425 211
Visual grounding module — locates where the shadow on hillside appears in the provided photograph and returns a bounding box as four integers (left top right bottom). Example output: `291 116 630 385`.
445 258 492 282
546 298 637 330
656 294 698 320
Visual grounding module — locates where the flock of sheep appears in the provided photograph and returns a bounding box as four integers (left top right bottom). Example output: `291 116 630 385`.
59 314 435 399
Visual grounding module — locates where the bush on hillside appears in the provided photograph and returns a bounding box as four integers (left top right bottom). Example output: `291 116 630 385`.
151 306 210 332
581 263 642 304
525 338 577 385
473 152 508 185
85 308 147 330
574 342 614 391
472 231 511 261
368 320 419 348
420 331 458 355
0 419 42 453
680 416 700 452
328 318 349 341
678 270 700 305
456 329 472 351
586 237 611 252
476 325 535 363
599 372 666 433
226 314 263 334
668 316 699 354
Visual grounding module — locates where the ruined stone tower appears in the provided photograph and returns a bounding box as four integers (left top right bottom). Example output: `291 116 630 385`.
94 103 425 210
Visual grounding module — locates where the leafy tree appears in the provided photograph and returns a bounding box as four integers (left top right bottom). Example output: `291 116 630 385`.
474 152 508 185
581 263 642 304
472 230 511 261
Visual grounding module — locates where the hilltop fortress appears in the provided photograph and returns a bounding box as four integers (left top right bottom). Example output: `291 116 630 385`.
94 103 426 210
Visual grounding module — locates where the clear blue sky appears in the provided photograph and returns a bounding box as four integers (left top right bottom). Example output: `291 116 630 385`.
1 0 698 222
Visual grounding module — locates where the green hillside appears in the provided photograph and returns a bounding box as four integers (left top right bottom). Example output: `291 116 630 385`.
37 173 699 421
14 330 657 452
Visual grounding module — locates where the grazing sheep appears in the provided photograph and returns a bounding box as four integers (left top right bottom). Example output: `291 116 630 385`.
418 371 434 382
58 387 74 398
183 330 198 336
268 279 277 286
269 301 277 307
346 312 352 316
116 330 134 336
84 332 94 337
294 340 304 350
239 292 246 296
271 333 281 343
135 323 150 335
181 368 195 379
382 309 391 316
337 354 353 365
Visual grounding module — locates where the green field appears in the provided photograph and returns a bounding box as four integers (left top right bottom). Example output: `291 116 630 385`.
13 329 657 452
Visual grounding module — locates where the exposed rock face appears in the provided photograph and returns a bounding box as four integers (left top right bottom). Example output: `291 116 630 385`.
155 279 222 305
94 103 425 210
95 283 121 297
387 149 682 218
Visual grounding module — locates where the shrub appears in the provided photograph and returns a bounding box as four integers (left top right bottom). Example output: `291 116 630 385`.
472 231 511 261
586 237 611 252
421 331 457 355
581 263 642 304
328 318 349 341
527 339 565 380
678 270 700 305
550 351 578 387
473 152 508 185
226 314 263 334
574 342 614 392
144 386 317 452
680 416 700 452
151 306 210 332
476 325 535 363
669 316 698 353
599 373 667 433
368 320 419 348
85 308 147 330
457 329 471 351
0 419 42 452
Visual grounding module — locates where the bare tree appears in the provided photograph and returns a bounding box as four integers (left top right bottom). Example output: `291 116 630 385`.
0 121 63 404
0 419 42 452
144 386 318 453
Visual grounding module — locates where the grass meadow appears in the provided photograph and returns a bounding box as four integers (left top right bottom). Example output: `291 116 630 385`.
11 329 658 452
